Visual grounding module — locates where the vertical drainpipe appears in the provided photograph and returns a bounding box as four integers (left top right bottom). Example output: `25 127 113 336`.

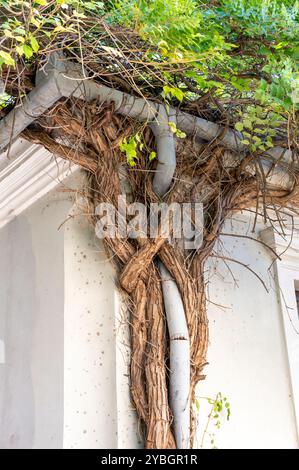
151 106 191 449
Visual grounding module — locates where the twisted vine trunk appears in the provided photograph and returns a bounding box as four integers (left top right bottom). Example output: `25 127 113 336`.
22 98 296 448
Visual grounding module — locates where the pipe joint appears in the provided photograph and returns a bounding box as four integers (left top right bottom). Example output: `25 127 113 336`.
171 335 189 341
36 52 84 97
150 104 176 137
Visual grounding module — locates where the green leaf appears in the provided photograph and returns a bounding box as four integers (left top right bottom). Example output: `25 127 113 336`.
31 17 41 28
168 121 177 134
15 36 25 43
149 151 156 161
16 45 24 56
243 119 253 130
235 122 243 132
0 50 15 67
176 129 186 139
119 135 138 166
23 45 33 59
85 1 104 10
172 87 184 102
3 30 13 39
30 37 39 53
162 86 184 102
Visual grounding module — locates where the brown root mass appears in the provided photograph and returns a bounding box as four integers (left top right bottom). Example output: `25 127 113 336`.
22 98 299 448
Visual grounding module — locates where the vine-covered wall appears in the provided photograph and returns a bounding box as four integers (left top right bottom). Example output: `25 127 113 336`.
0 180 297 449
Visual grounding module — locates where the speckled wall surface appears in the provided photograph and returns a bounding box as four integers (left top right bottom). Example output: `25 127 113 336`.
197 213 298 449
63 206 119 448
63 199 141 448
0 181 297 449
0 177 140 449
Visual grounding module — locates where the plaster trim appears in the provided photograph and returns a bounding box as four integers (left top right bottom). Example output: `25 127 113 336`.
261 226 299 443
0 138 77 229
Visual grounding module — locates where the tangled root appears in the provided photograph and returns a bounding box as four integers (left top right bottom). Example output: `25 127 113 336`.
22 98 298 448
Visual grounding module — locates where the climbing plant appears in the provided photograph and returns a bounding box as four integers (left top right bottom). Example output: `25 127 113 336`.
0 0 298 449
196 392 231 448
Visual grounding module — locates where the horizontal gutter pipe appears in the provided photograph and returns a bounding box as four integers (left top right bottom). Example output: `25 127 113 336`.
0 53 291 165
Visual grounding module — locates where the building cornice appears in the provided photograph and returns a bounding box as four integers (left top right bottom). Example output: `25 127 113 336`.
0 138 77 228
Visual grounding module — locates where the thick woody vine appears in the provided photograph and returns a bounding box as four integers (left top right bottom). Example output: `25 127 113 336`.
21 96 299 448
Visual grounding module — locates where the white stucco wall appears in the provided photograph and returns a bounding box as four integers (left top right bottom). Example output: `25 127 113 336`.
63 202 119 448
0 179 298 449
197 214 298 449
0 186 72 448
63 207 142 448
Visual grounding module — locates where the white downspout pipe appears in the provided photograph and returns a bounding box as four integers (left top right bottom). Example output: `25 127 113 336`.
151 109 191 449
151 105 176 196
159 262 190 449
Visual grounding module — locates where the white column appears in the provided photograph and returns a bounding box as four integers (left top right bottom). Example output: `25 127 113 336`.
261 226 299 444
0 340 4 364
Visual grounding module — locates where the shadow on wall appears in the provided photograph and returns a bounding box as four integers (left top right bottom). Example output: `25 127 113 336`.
0 216 35 448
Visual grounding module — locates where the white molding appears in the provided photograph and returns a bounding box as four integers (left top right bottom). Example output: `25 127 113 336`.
0 138 78 228
0 339 5 364
261 226 299 443
261 226 299 267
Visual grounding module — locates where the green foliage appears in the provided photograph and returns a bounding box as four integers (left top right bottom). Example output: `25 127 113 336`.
108 0 233 76
197 392 231 448
0 91 11 108
168 121 186 139
107 0 298 144
218 0 299 41
210 392 231 429
0 0 297 150
235 106 280 152
149 151 156 161
119 135 139 166
119 132 155 166
109 0 206 51
0 0 106 67
162 85 185 103
256 59 299 110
